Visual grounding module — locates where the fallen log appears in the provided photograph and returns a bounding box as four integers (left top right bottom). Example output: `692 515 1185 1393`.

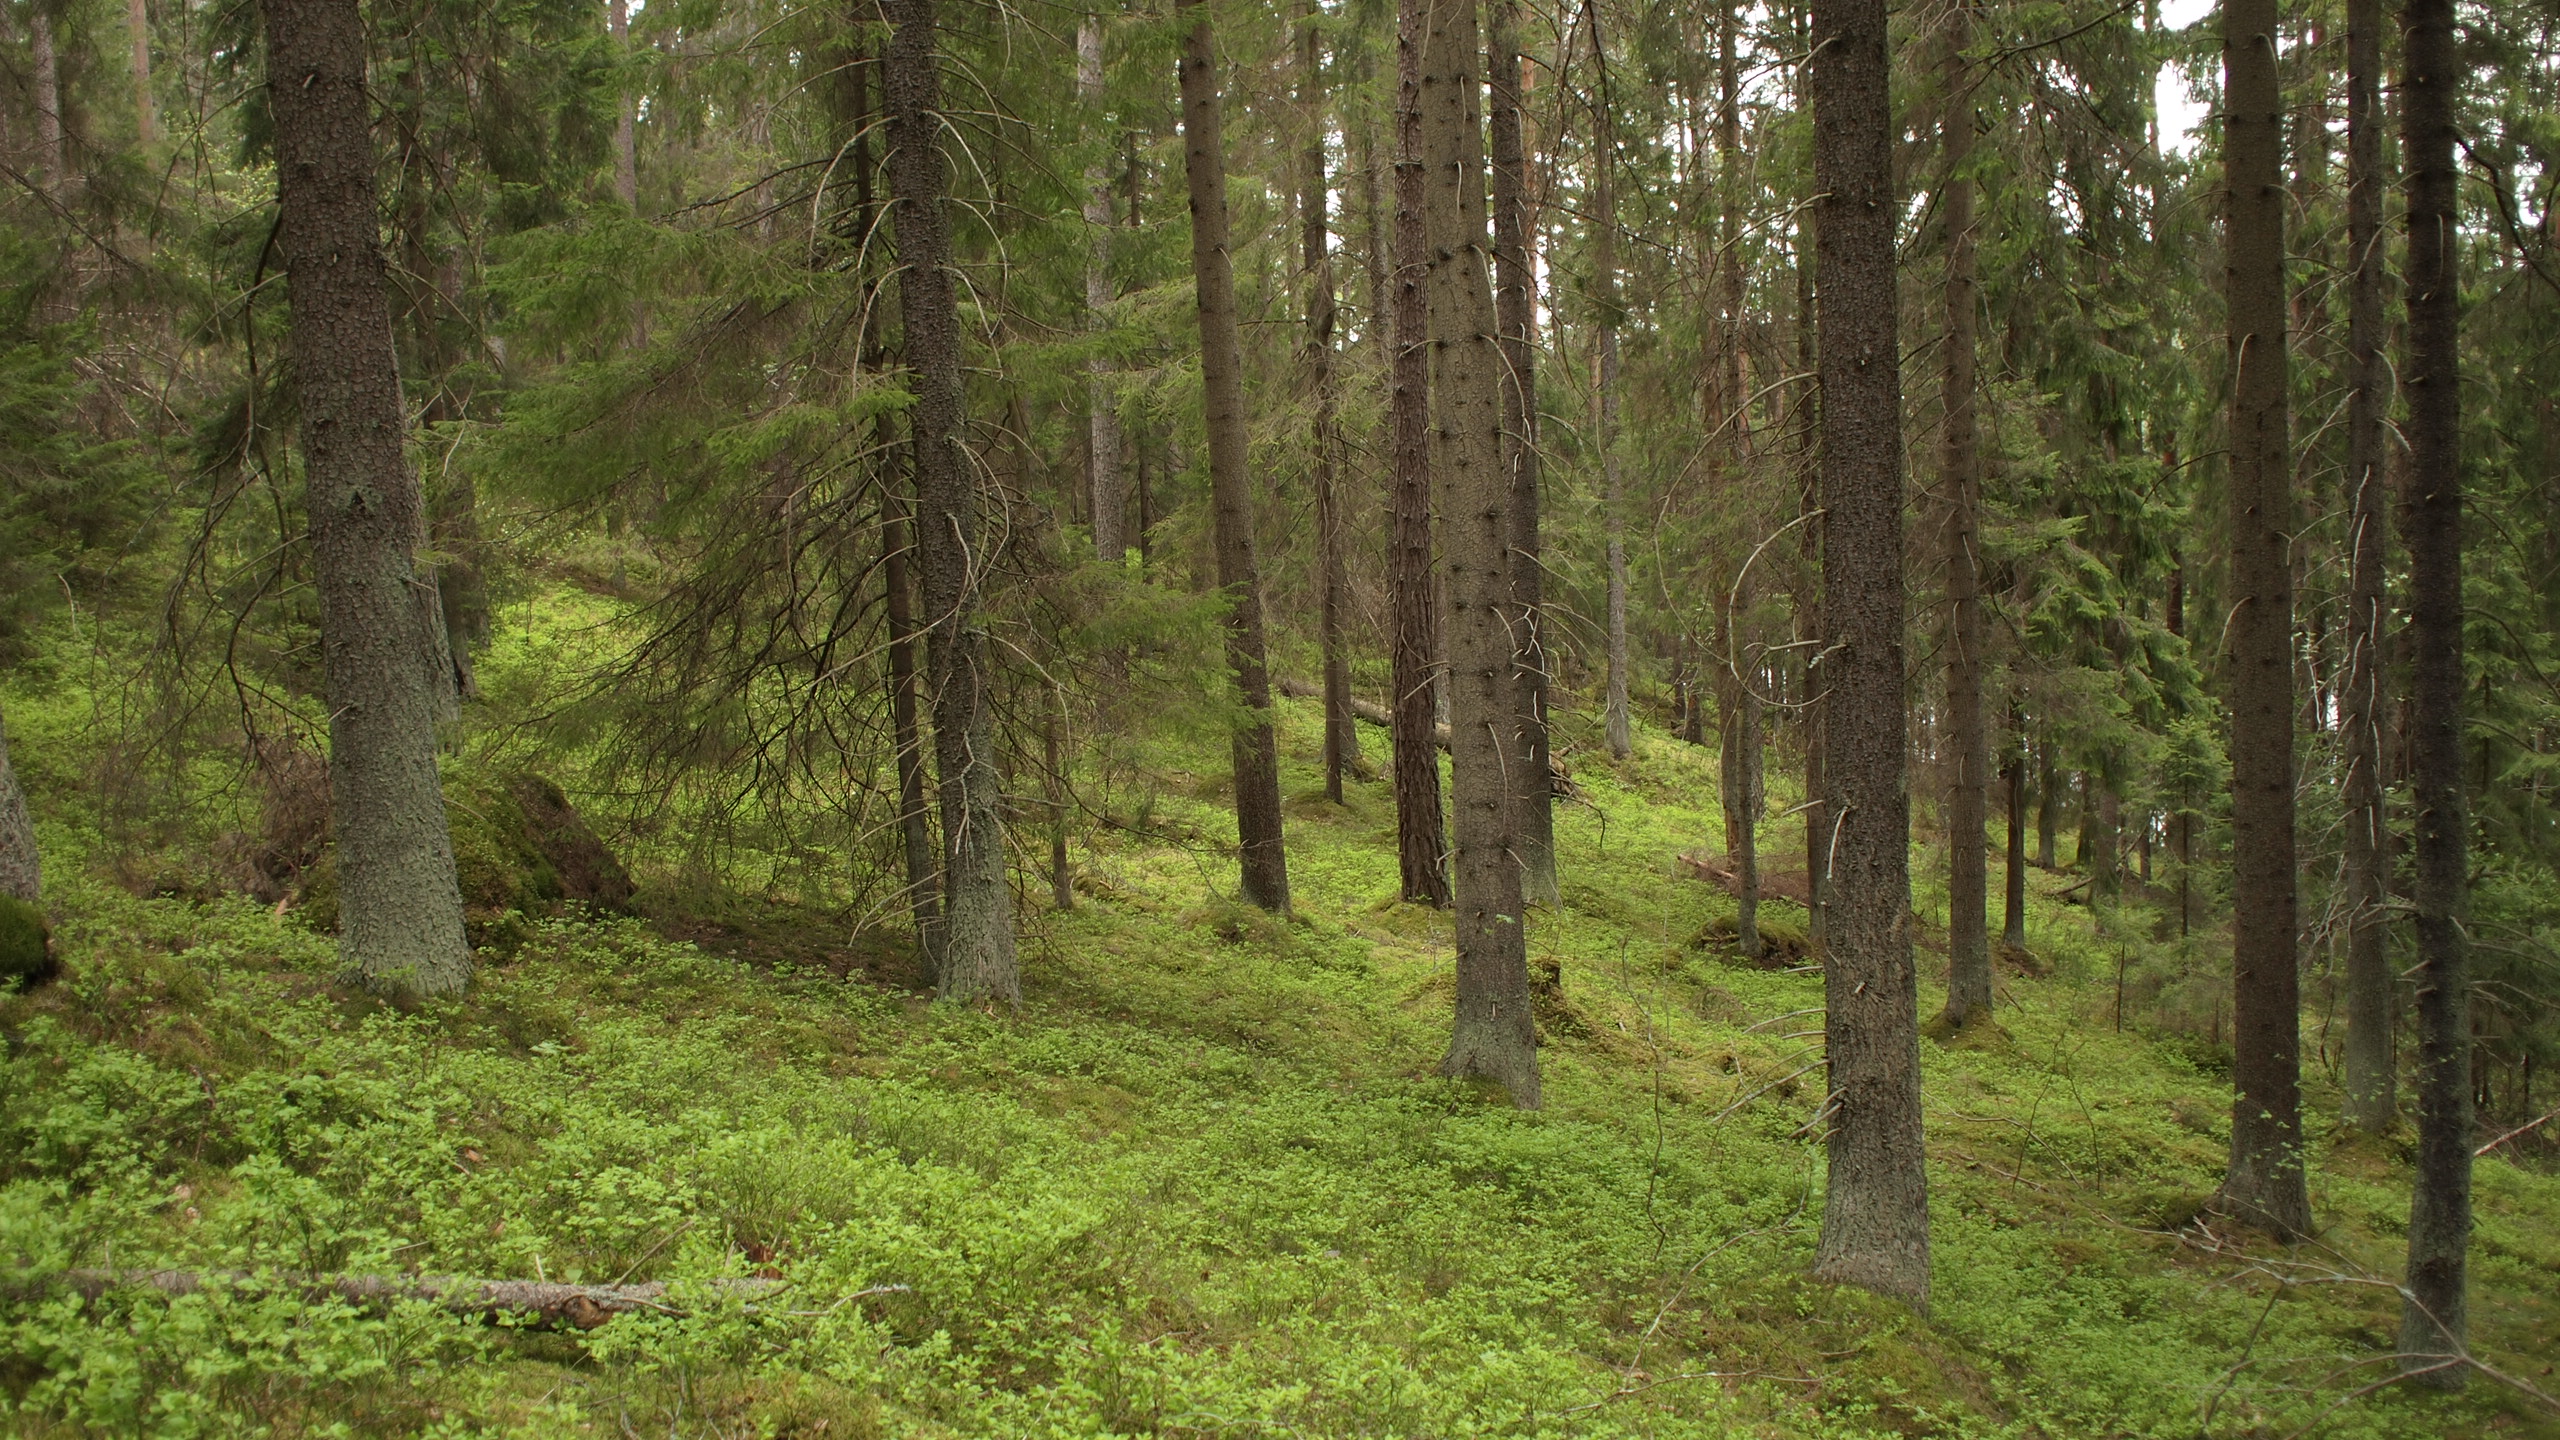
1276 675 1448 749
14 1268 906 1331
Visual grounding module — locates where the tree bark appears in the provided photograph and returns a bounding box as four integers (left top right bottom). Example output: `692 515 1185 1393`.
1716 0 1762 962
1299 1 1359 804
129 0 156 149
883 0 1018 1003
0 705 38 904
30 4 63 185
2215 0 2311 1239
1595 108 1632 763
2398 0 2469 1375
1421 0 1539 1108
611 0 637 207
1937 5 1990 1031
1082 11 1129 562
1487 0 1554 908
2002 716 2027 953
262 0 471 997
1810 0 1929 1308
1389 0 1451 907
1178 0 1290 914
1793 126 1826 948
2337 0 2393 1135
882 486 943 972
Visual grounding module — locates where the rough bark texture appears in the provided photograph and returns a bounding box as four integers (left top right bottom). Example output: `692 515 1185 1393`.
263 0 472 997
1420 0 1539 1109
1794 166 1826 948
2398 0 2469 1376
0 706 38 903
2337 0 2393 1135
1937 8 1991 1030
1179 0 1290 914
2215 0 2311 1239
1082 13 1128 562
129 0 155 149
1487 0 1555 909
1389 0 1451 908
1596 130 1632 764
883 488 943 972
30 6 62 184
2002 727 2027 952
1810 0 1930 1309
883 0 1017 1003
1715 0 1761 962
1299 2 1359 804
611 0 636 207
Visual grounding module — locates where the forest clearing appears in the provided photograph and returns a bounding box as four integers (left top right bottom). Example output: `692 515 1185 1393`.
3 0 2559 1430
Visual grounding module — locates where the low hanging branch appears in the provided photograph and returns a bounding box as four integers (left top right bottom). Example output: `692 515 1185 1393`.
15 1268 908 1331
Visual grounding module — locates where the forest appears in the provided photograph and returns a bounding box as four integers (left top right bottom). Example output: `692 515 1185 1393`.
1 0 2558 1427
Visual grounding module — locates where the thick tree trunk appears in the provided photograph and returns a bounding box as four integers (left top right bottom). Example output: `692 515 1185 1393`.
2215 0 2311 1239
262 0 471 997
0 705 38 904
1937 7 1991 1031
129 0 156 148
1596 134 1632 763
1717 0 1761 961
1487 0 1554 908
1389 0 1450 908
1421 0 1539 1109
883 488 943 971
2002 721 2027 953
1794 154 1826 948
611 0 637 207
1082 12 1129 562
883 0 1017 1003
2337 0 2393 1135
1810 0 1929 1308
30 5 63 184
2398 0 2469 1376
1299 2 1359 804
1178 0 1290 914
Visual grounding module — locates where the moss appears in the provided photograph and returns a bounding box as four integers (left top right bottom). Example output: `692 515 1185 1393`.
0 894 53 990
296 771 627 951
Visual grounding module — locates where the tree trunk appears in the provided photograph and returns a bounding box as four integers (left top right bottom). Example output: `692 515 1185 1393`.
1810 0 1929 1309
1388 0 1450 908
2035 746 2058 868
2002 716 2027 953
1937 5 1991 1031
2337 0 2393 1135
2398 0 2469 1375
1793 131 1825 948
1596 122 1633 763
129 0 156 148
1082 12 1129 563
611 0 637 207
1299 1 1359 804
0 705 39 904
30 4 64 185
1420 0 1539 1109
262 0 471 997
1487 0 1554 908
1717 0 1761 962
1178 0 1290 914
2214 0 2311 1239
883 0 1017 1004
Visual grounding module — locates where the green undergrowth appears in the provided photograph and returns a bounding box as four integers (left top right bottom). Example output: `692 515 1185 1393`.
4 698 2558 1437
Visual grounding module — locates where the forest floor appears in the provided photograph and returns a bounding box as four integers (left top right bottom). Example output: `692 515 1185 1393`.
4 628 2559 1437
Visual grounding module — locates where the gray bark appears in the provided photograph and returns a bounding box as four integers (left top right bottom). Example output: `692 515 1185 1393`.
1937 5 1991 1030
1389 0 1451 907
30 4 63 184
1595 123 1631 762
0 705 38 903
262 0 472 996
1810 0 1930 1308
1299 1 1359 803
129 0 156 149
1082 12 1129 562
1421 0 1539 1108
611 0 636 207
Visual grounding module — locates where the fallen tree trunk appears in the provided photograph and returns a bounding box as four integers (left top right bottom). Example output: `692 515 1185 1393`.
1279 676 1446 749
16 1268 902 1331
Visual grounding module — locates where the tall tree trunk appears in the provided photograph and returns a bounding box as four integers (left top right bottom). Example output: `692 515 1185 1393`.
129 0 156 148
1299 1 1359 804
1811 0 1929 1308
1178 0 1290 914
1793 133 1826 948
1487 0 1554 908
2398 0 2469 1374
1594 98 1631 763
2035 746 2058 868
1082 11 1129 562
1937 5 1991 1030
261 0 470 997
1421 0 1539 1108
883 486 943 971
1716 0 1762 961
2002 712 2027 953
883 0 1017 1004
2215 0 2311 1239
2337 0 2393 1135
0 705 39 905
611 0 637 207
30 5 64 185
1389 0 1450 907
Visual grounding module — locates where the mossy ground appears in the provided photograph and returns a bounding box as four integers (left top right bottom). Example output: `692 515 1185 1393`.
2 646 2556 1437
